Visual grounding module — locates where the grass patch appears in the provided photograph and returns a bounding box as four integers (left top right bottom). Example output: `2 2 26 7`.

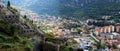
8 6 18 14
1 10 6 15
0 32 33 51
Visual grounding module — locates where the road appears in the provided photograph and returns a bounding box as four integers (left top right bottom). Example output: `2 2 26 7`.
89 32 99 42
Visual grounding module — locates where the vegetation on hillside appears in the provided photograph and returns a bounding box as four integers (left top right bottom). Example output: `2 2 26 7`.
60 1 120 21
0 20 33 51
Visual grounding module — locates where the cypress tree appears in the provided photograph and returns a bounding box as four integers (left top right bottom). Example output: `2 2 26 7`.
7 1 10 7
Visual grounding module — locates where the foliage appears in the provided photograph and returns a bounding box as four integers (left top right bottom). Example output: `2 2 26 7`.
88 21 114 26
23 15 27 19
95 41 106 49
0 20 33 51
8 6 18 14
59 45 70 51
83 2 120 19
7 1 10 7
45 38 55 43
63 23 81 29
0 32 33 51
66 40 77 47
112 44 117 49
60 1 120 21
1 10 6 15
0 21 12 36
77 28 82 34
45 32 55 38
77 48 84 51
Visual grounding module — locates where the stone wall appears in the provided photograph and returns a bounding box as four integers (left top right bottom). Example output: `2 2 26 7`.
43 41 59 51
0 15 20 23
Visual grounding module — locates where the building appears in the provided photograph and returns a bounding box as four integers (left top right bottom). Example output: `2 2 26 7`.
102 16 111 20
95 25 115 34
116 26 120 33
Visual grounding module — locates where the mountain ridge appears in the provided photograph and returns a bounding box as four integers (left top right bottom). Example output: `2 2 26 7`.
8 0 120 20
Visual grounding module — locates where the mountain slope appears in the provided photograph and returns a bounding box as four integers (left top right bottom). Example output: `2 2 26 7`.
59 0 120 19
8 0 120 20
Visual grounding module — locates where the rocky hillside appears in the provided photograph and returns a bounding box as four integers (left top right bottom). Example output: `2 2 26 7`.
0 1 33 51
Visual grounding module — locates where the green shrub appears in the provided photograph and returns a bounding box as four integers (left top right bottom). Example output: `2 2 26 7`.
1 45 11 49
1 10 6 15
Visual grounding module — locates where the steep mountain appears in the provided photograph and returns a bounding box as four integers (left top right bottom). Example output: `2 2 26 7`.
59 0 120 20
7 0 120 19
28 0 60 15
8 0 60 15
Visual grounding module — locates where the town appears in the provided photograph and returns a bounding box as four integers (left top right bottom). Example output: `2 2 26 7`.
1 0 120 51
20 6 120 50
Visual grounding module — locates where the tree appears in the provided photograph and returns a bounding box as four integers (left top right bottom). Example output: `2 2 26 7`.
7 1 10 7
112 44 117 49
23 15 27 19
78 48 84 51
60 45 70 51
45 32 55 38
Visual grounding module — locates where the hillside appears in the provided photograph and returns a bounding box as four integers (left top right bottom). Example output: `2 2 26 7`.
0 19 33 51
8 0 120 20
0 1 33 51
59 0 120 20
